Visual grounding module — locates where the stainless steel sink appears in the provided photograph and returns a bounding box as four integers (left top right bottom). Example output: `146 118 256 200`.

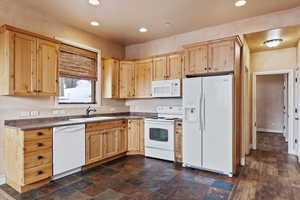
68 116 116 122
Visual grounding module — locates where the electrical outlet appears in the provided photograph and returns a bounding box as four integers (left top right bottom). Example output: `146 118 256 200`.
52 110 60 115
30 111 40 117
20 112 30 117
59 110 66 115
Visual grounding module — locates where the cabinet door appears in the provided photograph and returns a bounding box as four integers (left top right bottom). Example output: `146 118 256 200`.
37 39 59 96
128 120 140 152
167 54 182 80
102 129 118 158
184 46 208 76
208 41 234 72
86 132 104 164
153 56 167 81
116 127 127 154
119 61 135 98
12 32 37 95
103 59 119 98
135 59 153 98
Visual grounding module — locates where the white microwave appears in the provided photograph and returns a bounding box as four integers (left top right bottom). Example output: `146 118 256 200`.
152 79 181 98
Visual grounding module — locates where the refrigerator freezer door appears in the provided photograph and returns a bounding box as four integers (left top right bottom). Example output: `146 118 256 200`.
202 75 233 174
183 77 203 168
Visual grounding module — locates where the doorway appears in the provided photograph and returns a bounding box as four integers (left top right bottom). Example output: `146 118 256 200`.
252 70 295 154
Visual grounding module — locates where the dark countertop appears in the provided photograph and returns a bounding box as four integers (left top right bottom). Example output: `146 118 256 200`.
5 112 157 131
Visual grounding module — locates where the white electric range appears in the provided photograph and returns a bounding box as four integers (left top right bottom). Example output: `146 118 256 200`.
144 106 183 161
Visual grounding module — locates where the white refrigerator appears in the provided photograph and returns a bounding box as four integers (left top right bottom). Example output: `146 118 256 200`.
183 74 233 176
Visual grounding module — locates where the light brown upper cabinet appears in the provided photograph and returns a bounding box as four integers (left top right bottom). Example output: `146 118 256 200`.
153 56 167 81
153 53 183 81
208 40 235 73
37 39 59 96
103 58 120 99
0 25 60 96
167 53 183 80
184 46 208 76
183 36 241 76
135 59 153 98
119 61 135 98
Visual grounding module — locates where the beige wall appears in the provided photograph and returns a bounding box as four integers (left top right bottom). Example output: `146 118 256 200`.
251 48 297 72
125 7 300 114
126 7 300 59
256 75 284 132
0 0 128 177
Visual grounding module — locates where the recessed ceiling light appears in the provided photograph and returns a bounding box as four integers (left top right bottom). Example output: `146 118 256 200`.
264 39 283 48
89 0 100 6
139 27 148 33
235 0 247 7
90 21 100 26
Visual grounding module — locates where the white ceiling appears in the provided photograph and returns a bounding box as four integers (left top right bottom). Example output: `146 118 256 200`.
19 0 300 45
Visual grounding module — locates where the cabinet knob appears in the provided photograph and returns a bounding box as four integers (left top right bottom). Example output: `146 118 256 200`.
37 171 44 175
37 132 44 136
37 156 44 160
37 143 44 147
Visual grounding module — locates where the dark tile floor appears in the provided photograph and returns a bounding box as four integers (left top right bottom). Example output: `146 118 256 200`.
1 131 299 200
0 156 236 200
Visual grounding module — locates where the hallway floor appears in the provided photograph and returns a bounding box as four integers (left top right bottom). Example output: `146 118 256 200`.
0 132 299 200
232 132 300 200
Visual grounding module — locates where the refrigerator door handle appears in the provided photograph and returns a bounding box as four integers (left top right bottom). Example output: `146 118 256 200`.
203 94 206 131
199 81 203 131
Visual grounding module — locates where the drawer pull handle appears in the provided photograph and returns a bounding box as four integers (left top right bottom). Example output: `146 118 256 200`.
37 171 44 175
37 156 44 160
177 123 182 126
37 132 44 136
37 143 44 147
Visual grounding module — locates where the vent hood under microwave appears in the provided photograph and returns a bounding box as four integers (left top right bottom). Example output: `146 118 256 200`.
152 79 181 98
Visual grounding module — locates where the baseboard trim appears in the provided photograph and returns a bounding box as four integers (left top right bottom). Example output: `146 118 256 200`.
257 128 283 134
0 175 6 185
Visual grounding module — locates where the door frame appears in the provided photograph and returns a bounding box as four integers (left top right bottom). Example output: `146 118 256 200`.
252 69 294 154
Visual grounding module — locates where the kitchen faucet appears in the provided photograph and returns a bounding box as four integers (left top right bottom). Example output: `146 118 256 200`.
86 106 96 117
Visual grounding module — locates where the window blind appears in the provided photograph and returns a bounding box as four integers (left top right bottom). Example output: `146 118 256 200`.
59 44 98 80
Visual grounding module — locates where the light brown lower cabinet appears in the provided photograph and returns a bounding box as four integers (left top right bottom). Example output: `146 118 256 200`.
5 127 53 193
127 119 144 155
175 121 183 162
85 120 128 165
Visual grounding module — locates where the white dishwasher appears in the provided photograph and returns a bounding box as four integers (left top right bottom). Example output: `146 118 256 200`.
53 124 85 179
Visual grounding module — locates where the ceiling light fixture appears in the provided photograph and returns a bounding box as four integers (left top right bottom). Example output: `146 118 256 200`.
264 39 283 48
90 21 100 26
89 0 100 6
235 0 247 7
139 27 148 33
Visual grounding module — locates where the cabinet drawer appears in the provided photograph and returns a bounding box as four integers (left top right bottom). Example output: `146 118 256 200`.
24 128 52 141
24 163 52 185
24 138 52 153
24 149 52 169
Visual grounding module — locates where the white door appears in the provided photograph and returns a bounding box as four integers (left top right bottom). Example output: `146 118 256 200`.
294 68 300 153
283 74 288 142
183 77 203 168
202 75 233 174
53 125 85 176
